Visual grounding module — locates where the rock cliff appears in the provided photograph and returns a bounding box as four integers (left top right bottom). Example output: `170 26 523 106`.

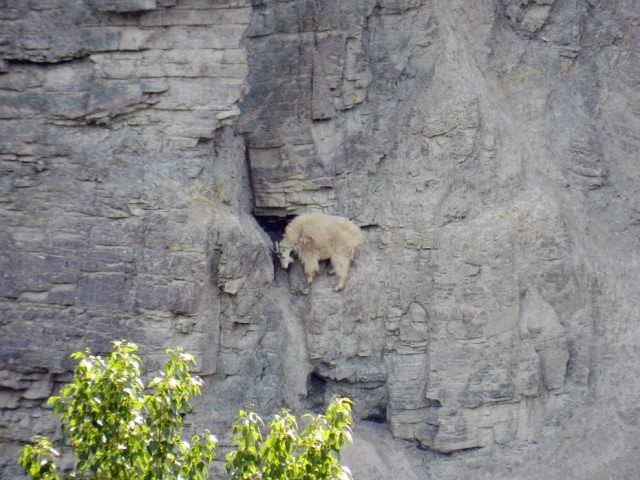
2 0 640 478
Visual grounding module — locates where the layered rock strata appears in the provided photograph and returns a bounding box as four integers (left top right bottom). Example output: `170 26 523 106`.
2 1 640 479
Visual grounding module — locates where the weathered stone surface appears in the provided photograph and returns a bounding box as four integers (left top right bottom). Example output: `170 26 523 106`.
0 0 252 475
88 0 158 13
2 0 640 479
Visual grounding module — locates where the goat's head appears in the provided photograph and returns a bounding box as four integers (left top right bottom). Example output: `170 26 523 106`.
274 241 294 269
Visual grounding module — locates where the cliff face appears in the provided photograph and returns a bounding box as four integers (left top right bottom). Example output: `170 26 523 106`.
2 0 640 478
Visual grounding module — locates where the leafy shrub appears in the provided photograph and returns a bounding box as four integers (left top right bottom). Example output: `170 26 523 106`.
226 397 354 480
20 340 354 480
19 340 216 480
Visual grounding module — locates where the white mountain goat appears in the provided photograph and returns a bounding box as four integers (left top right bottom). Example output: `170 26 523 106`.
275 213 364 291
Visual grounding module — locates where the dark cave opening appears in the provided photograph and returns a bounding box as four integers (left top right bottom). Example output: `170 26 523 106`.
253 214 295 243
305 372 328 412
362 407 387 424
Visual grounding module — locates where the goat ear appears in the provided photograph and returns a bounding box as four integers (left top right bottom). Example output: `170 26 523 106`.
274 241 279 250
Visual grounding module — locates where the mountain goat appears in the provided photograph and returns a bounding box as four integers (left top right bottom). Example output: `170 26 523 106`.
275 213 364 292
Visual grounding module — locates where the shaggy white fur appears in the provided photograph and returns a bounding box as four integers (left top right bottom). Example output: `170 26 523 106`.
275 213 364 291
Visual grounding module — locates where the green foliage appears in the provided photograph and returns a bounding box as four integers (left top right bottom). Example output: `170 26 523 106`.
226 396 354 480
19 340 217 480
19 436 59 480
20 340 355 480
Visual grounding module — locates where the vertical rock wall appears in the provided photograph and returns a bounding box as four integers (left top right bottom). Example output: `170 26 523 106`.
0 0 268 475
2 0 640 478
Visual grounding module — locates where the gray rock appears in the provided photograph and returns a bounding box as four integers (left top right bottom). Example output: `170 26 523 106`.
88 0 157 13
2 0 640 479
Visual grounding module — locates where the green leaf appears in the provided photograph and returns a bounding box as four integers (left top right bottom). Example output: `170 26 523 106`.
19 340 216 480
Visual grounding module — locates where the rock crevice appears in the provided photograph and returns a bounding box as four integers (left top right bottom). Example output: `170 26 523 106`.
2 1 640 479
